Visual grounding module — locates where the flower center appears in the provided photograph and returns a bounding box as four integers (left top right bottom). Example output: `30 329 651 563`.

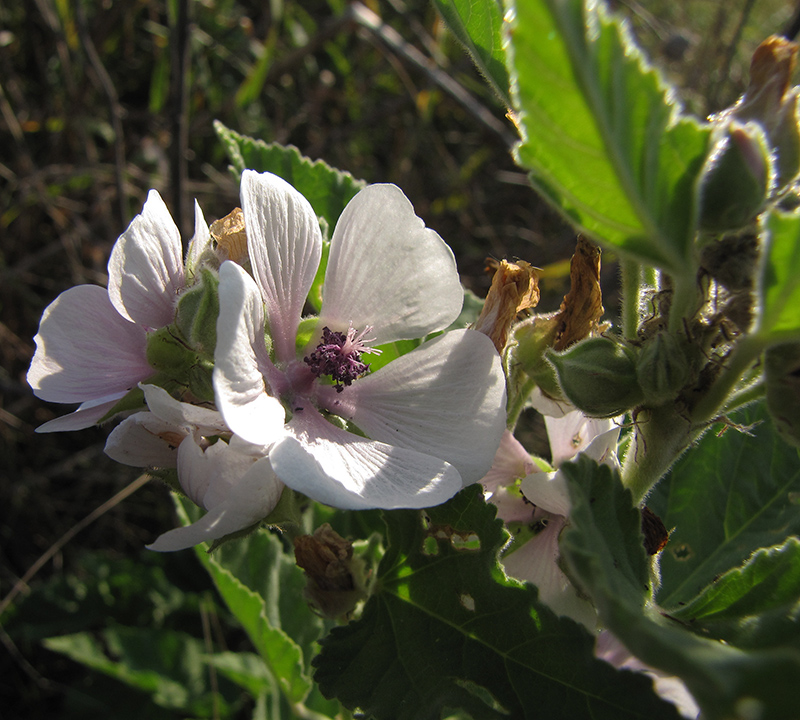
303 325 380 392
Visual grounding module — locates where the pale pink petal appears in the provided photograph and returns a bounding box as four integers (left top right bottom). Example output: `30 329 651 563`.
108 190 185 328
595 631 700 718
519 470 572 516
529 386 574 418
318 184 463 345
269 407 461 510
482 430 537 491
327 329 506 486
104 411 184 468
486 483 535 524
545 411 614 467
141 384 226 435
148 452 283 552
35 394 126 433
213 261 286 446
28 284 151 404
582 426 622 470
185 200 212 277
502 517 598 629
240 170 322 363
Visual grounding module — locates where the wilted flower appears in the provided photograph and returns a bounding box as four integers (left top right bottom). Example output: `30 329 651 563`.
213 170 507 510
105 384 283 551
27 192 210 431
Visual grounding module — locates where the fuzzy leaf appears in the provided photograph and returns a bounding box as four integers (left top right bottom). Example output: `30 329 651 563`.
433 0 512 106
506 0 710 275
668 537 800 650
561 455 800 720
649 402 800 608
755 211 800 343
214 120 365 231
314 485 682 720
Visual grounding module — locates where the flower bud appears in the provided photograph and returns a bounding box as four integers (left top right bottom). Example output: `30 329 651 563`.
146 326 199 378
635 331 691 406
546 336 644 418
510 314 563 400
765 341 800 448
175 268 219 358
697 120 772 233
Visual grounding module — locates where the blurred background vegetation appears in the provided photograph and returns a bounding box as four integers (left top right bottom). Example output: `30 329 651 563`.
0 0 797 717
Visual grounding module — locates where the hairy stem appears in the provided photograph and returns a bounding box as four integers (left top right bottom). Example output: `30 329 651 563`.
620 260 642 340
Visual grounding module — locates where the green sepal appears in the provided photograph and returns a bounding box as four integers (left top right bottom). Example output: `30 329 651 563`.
175 268 219 358
636 331 693 406
547 336 644 417
696 121 772 235
145 327 199 380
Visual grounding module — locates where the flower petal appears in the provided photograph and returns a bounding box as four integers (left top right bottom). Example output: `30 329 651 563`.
185 199 212 277
240 170 322 363
545 411 615 467
141 383 226 435
104 411 183 468
270 407 461 510
519 470 572 516
482 430 537 491
319 184 463 344
328 329 506 486
213 261 286 446
28 284 151 404
108 190 185 328
35 394 126 433
502 517 597 629
147 453 283 552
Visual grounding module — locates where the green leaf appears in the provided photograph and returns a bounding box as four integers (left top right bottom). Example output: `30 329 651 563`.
754 211 800 343
561 455 800 720
213 120 366 231
44 627 228 716
668 537 800 650
314 485 683 720
506 0 711 274
433 0 512 106
178 500 314 706
648 402 800 608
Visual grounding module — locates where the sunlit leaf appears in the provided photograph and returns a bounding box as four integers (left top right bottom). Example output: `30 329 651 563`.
506 0 710 275
754 211 800 343
314 485 682 720
214 120 365 232
433 0 511 106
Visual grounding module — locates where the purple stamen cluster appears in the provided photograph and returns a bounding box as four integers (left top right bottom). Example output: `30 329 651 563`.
304 326 374 392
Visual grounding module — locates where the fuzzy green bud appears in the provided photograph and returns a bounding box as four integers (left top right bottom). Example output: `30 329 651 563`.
510 315 562 399
636 332 691 406
175 268 219 358
697 121 772 234
146 326 199 379
765 341 800 448
546 336 644 418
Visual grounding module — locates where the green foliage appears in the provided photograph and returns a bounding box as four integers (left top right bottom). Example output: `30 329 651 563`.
649 402 800 608
214 120 366 232
561 455 800 720
433 0 511 106
44 627 232 717
755 211 800 343
313 485 683 720
505 0 711 275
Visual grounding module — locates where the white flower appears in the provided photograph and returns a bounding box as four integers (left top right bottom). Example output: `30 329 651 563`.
213 170 507 510
27 192 210 431
105 384 283 551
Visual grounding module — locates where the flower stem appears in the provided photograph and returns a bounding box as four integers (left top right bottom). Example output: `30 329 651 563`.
667 274 700 335
506 374 539 429
620 261 641 340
